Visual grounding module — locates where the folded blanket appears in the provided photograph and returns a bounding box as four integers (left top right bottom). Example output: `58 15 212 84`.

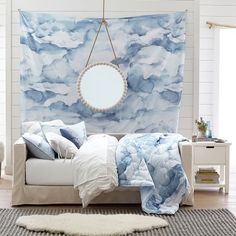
116 133 190 214
73 134 118 207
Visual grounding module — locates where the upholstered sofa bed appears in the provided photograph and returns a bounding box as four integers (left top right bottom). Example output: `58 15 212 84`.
12 134 194 206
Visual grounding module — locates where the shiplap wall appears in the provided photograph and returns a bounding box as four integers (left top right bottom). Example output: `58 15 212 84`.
0 0 5 148
6 0 198 173
199 0 236 136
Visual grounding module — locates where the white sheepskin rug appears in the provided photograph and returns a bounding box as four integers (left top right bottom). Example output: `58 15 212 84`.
16 213 168 235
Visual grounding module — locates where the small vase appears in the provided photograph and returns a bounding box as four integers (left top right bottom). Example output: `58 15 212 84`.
206 121 212 138
197 130 206 138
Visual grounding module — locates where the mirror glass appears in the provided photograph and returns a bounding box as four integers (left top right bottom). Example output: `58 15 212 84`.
78 62 127 112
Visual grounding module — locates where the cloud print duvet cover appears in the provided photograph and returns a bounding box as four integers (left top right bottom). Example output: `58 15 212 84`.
116 133 190 214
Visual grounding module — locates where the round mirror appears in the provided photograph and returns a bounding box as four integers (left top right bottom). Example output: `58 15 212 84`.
77 62 127 112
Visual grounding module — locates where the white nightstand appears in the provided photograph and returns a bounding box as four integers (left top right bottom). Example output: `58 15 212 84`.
192 141 231 193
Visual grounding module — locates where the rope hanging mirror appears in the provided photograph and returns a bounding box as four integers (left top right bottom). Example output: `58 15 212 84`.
77 0 127 112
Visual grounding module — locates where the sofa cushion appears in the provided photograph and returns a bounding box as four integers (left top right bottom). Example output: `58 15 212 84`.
22 133 55 160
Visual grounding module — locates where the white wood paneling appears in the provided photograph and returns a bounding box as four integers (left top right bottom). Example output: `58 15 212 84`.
201 7 236 17
5 0 12 174
0 48 5 60
0 0 5 148
201 0 236 5
199 0 236 136
200 49 214 61
0 93 5 104
200 38 214 49
199 71 214 82
13 0 194 12
199 93 213 105
6 0 197 173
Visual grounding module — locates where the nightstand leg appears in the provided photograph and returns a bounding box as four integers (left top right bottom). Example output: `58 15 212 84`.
225 147 230 194
225 172 229 194
220 165 224 182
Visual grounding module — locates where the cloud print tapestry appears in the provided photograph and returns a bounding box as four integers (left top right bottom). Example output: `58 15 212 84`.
20 11 186 133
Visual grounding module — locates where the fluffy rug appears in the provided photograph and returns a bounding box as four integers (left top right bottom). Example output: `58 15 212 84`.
16 213 168 236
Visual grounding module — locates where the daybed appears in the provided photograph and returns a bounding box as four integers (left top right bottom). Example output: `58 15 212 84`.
12 134 194 206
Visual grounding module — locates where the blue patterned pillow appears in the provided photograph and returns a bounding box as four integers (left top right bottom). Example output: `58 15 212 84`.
41 121 87 149
22 133 55 160
60 122 87 149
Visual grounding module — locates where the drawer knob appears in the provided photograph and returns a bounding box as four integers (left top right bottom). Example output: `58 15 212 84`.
206 146 214 149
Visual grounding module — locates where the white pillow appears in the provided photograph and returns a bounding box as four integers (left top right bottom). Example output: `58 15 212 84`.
22 120 64 135
45 132 78 159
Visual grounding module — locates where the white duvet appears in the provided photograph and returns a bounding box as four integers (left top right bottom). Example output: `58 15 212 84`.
72 134 118 207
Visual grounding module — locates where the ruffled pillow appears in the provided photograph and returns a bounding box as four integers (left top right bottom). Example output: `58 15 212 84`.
45 132 79 159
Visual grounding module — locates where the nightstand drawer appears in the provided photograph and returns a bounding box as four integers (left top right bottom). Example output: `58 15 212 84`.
194 146 226 164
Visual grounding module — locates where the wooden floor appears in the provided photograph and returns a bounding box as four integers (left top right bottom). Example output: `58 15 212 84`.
1 162 236 216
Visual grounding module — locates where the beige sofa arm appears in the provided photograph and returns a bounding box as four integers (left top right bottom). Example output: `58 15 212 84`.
12 137 27 205
13 137 27 186
179 141 194 205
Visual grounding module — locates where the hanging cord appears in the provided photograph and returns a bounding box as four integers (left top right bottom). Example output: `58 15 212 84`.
102 0 105 20
104 20 119 67
85 21 103 67
85 0 119 67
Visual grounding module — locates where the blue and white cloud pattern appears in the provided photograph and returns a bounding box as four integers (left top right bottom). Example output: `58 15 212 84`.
20 11 186 133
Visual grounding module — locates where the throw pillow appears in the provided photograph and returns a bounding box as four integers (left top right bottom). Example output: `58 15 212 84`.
22 133 55 160
41 121 87 148
60 122 87 149
45 132 79 159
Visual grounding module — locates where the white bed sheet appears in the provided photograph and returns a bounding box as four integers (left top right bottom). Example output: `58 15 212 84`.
26 158 73 185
